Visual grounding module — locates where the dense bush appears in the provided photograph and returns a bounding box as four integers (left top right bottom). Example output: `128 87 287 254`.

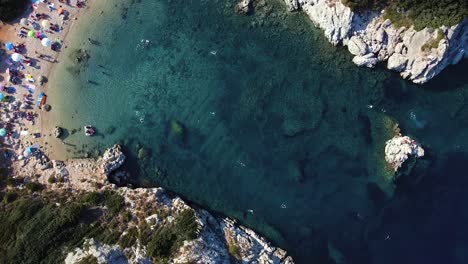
0 198 90 263
103 190 124 215
342 0 467 30
0 0 29 22
146 210 199 260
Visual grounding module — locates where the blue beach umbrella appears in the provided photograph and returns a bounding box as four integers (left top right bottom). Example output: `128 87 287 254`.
0 93 4 101
5 42 14 51
31 0 39 3
0 128 6 137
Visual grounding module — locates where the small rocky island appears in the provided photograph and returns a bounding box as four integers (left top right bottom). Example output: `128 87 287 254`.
4 145 294 264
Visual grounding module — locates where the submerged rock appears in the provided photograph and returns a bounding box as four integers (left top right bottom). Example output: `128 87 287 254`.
385 135 424 171
98 145 126 176
137 147 150 159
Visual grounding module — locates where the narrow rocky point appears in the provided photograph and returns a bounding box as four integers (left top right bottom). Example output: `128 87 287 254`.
284 0 467 83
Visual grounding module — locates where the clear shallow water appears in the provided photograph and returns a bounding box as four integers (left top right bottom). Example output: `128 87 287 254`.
47 0 468 263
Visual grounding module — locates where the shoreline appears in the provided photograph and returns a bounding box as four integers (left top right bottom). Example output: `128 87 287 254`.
0 1 296 262
283 0 467 84
0 0 93 165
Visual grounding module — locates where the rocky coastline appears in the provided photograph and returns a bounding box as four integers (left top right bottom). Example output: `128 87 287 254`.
9 145 294 264
283 0 467 84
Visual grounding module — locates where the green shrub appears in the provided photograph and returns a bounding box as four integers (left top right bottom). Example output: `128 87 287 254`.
119 227 138 249
343 0 467 30
146 210 199 260
5 177 15 186
147 227 177 259
227 240 242 261
421 29 444 51
47 175 56 184
76 255 98 264
25 181 42 192
3 192 17 203
80 192 103 206
0 197 91 263
173 210 198 241
103 190 124 215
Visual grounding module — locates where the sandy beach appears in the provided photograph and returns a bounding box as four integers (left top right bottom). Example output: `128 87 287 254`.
0 0 92 170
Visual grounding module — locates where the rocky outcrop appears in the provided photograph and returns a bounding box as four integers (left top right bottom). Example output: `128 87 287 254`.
235 0 253 15
385 135 424 171
65 187 294 264
40 146 295 264
283 0 468 84
53 126 62 138
98 144 126 176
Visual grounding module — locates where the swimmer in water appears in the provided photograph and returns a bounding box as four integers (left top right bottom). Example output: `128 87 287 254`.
209 111 216 116
247 209 254 214
210 50 217 56
280 203 287 209
237 160 246 167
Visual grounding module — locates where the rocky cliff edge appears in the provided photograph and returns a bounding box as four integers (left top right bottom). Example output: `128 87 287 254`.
284 0 467 83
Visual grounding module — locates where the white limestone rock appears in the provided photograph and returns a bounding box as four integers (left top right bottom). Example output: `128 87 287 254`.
348 36 368 56
352 53 379 67
387 53 408 71
65 238 132 264
285 0 300 11
235 0 253 15
300 0 353 45
385 136 424 171
98 145 126 176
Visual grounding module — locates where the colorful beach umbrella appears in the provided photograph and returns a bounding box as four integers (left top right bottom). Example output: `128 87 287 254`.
0 128 6 137
41 38 51 47
35 31 42 38
28 30 35 37
5 42 14 51
41 20 49 28
11 53 23 62
0 93 4 101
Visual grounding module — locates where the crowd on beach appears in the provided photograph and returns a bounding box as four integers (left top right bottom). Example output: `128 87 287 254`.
0 0 86 169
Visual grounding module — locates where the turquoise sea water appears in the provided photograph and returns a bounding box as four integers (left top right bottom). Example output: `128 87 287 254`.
47 0 468 263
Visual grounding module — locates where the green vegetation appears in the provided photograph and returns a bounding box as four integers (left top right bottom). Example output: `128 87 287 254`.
47 175 56 184
0 197 88 263
76 255 99 264
25 181 43 192
103 190 124 215
227 239 242 261
342 0 467 30
0 0 28 22
146 209 199 260
421 29 445 51
0 187 199 263
80 191 103 206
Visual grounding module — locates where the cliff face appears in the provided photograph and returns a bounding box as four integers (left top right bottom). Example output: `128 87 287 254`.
284 0 468 84
11 145 294 264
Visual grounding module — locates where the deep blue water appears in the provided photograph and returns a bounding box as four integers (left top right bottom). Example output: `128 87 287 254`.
47 0 468 263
